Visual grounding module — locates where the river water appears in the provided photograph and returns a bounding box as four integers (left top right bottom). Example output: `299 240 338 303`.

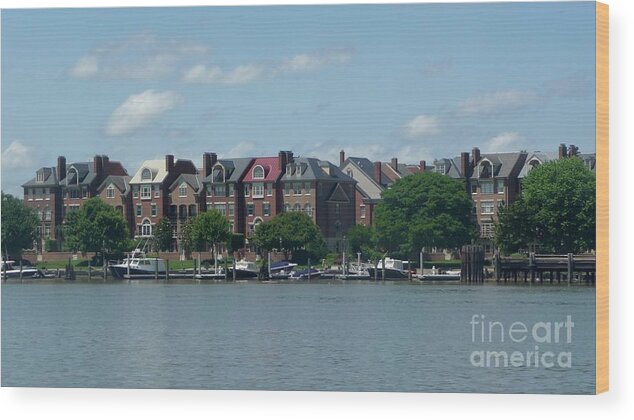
1 282 595 393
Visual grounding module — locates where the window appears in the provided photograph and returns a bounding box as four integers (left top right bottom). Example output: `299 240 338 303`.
213 185 226 197
435 164 446 175
212 167 224 183
178 183 187 197
480 181 493 194
293 203 301 212
106 185 115 198
360 205 366 219
498 200 505 208
136 204 142 217
284 183 290 196
36 188 44 200
347 169 353 177
44 207 51 221
141 185 151 199
252 165 265 179
189 205 197 217
45 188 50 199
44 225 51 237
139 220 152 237
304 182 311 194
228 184 235 197
214 204 226 215
228 204 235 217
206 185 212 197
247 203 254 216
284 204 291 213
471 183 477 194
69 189 79 199
480 223 494 238
496 179 505 194
266 183 273 196
36 171 44 183
479 161 492 178
481 201 494 214
154 185 160 198
244 184 250 197
133 186 139 198
252 183 264 198
141 168 152 181
293 183 302 195
151 204 157 217
263 202 271 217
304 203 312 217
82 188 88 199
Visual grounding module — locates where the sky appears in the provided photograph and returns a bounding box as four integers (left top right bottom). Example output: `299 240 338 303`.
1 2 597 196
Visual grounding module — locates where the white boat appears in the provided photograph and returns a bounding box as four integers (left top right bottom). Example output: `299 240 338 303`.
231 259 259 279
367 258 412 279
1 260 42 279
109 250 166 279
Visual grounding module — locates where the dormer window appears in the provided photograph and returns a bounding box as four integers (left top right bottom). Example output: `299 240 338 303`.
36 171 44 183
252 165 265 179
141 168 152 181
435 164 446 175
286 164 293 176
478 161 492 178
106 184 115 199
178 182 188 197
67 168 79 185
528 159 541 171
212 166 224 183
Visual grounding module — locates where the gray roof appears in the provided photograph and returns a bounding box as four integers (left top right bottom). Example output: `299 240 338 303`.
281 157 355 183
518 152 559 178
64 162 96 186
22 167 58 188
471 152 527 179
204 158 253 183
346 157 392 186
170 173 202 192
98 175 131 194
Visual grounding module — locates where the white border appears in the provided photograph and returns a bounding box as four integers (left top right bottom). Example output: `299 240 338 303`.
1 0 633 418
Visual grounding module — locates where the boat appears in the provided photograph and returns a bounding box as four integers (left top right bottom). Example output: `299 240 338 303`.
289 268 322 280
108 250 166 279
367 258 412 280
1 260 42 279
230 259 259 279
418 268 461 281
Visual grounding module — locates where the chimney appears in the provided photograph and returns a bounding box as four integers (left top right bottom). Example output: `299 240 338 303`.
203 152 217 177
390 157 399 172
286 151 294 164
460 152 470 178
165 154 175 172
373 161 382 185
94 155 104 178
558 144 567 159
471 147 480 164
278 150 288 170
101 155 110 174
57 156 66 181
340 150 346 166
419 160 426 172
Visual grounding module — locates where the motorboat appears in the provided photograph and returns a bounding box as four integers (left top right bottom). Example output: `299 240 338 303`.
289 268 322 280
367 258 412 280
230 259 259 279
1 260 42 279
109 250 166 279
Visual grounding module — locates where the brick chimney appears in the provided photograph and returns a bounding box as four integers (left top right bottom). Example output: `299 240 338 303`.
568 144 579 157
57 156 66 181
419 160 426 172
165 154 175 172
373 161 382 185
278 150 289 170
471 147 480 165
340 150 346 166
203 152 217 177
390 157 399 172
460 152 470 177
93 155 104 178
101 155 110 174
558 144 567 159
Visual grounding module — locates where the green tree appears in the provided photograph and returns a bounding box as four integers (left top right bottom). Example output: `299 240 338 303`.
189 209 231 261
494 157 596 254
226 233 245 254
63 197 130 257
1 192 39 259
344 224 382 259
253 212 327 261
152 218 173 252
373 172 476 258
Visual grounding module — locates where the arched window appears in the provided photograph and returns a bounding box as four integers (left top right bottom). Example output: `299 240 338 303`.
139 219 152 237
304 204 312 216
179 204 187 219
141 168 152 181
284 204 290 213
252 165 265 179
529 159 541 170
106 184 115 199
479 161 492 178
188 204 197 217
212 166 224 183
67 168 79 185
293 203 301 212
253 217 263 226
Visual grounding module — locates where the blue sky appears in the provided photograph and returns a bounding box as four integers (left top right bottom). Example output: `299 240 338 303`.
1 2 596 196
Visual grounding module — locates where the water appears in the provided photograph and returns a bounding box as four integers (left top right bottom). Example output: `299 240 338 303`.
1 283 595 393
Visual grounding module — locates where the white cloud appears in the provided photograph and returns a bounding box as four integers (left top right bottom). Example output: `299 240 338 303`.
485 131 523 151
404 115 440 138
106 90 182 136
1 140 34 170
458 90 538 116
70 34 210 80
227 141 256 157
183 64 265 85
183 48 352 85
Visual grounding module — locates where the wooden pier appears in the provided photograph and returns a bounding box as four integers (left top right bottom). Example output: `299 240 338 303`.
493 252 596 285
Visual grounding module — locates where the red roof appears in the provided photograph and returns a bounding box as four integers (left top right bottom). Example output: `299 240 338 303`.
243 157 282 182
